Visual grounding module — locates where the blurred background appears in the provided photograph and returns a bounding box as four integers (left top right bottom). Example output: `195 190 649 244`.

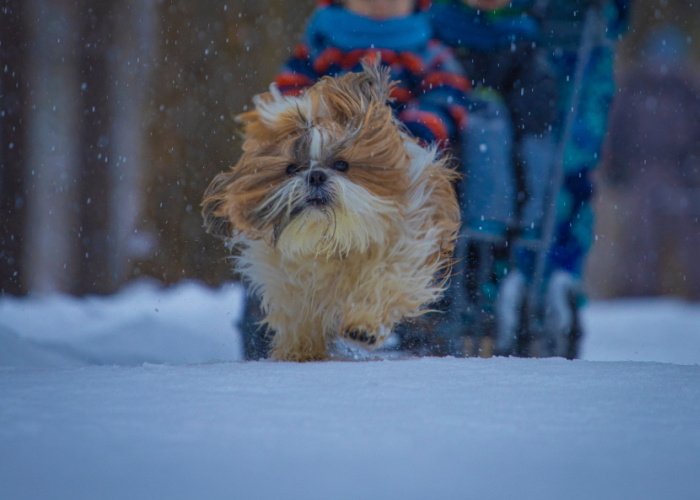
1 0 699 299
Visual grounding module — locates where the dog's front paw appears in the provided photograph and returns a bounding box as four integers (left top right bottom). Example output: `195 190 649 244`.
344 328 377 346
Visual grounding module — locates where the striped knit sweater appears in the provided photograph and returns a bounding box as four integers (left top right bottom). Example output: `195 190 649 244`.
274 1 471 147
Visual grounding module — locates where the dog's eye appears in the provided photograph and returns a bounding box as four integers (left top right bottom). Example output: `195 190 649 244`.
286 164 300 176
331 160 349 172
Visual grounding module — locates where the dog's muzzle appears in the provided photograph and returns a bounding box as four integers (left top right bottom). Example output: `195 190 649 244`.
306 170 331 206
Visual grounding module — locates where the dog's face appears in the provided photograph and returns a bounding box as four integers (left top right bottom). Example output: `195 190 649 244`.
203 63 411 257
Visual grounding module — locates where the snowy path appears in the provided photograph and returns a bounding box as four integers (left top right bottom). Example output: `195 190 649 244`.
1 283 700 499
2 359 699 500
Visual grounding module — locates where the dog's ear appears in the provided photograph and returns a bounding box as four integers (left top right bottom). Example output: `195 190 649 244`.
236 108 261 133
237 84 305 142
202 170 237 239
235 106 269 143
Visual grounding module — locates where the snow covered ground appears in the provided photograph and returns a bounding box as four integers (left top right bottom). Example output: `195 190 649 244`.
1 282 699 499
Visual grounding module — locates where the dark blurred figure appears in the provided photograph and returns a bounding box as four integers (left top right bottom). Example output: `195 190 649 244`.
603 26 700 299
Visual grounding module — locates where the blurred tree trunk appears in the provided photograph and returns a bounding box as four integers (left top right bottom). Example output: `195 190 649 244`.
23 0 82 293
75 1 116 294
21 0 150 295
0 1 28 295
107 0 157 289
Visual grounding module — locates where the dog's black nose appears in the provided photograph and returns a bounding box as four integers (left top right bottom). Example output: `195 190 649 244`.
308 170 327 187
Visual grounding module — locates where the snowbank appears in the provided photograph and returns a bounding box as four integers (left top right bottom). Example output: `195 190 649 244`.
582 298 700 365
0 280 242 367
2 280 700 367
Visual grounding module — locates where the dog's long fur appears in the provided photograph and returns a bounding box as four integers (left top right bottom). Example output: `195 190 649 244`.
202 61 460 361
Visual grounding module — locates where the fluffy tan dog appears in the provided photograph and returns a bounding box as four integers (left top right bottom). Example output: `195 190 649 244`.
202 61 460 361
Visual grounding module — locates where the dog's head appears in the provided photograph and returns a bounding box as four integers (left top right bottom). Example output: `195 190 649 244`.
203 60 417 257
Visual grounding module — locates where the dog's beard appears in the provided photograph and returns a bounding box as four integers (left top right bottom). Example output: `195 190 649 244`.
253 174 399 258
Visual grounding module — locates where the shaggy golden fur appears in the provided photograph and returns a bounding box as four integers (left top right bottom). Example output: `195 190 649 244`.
202 61 460 361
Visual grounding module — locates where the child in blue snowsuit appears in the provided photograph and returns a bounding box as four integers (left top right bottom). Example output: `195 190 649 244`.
239 0 473 360
427 0 559 355
537 0 631 279
429 0 630 358
428 0 630 357
530 0 631 357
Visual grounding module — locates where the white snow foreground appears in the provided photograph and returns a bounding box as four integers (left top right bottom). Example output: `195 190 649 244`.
1 282 700 500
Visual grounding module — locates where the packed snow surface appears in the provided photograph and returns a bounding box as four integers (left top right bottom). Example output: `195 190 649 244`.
1 282 699 500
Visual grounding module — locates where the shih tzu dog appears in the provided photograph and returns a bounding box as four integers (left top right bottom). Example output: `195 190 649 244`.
202 60 460 361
